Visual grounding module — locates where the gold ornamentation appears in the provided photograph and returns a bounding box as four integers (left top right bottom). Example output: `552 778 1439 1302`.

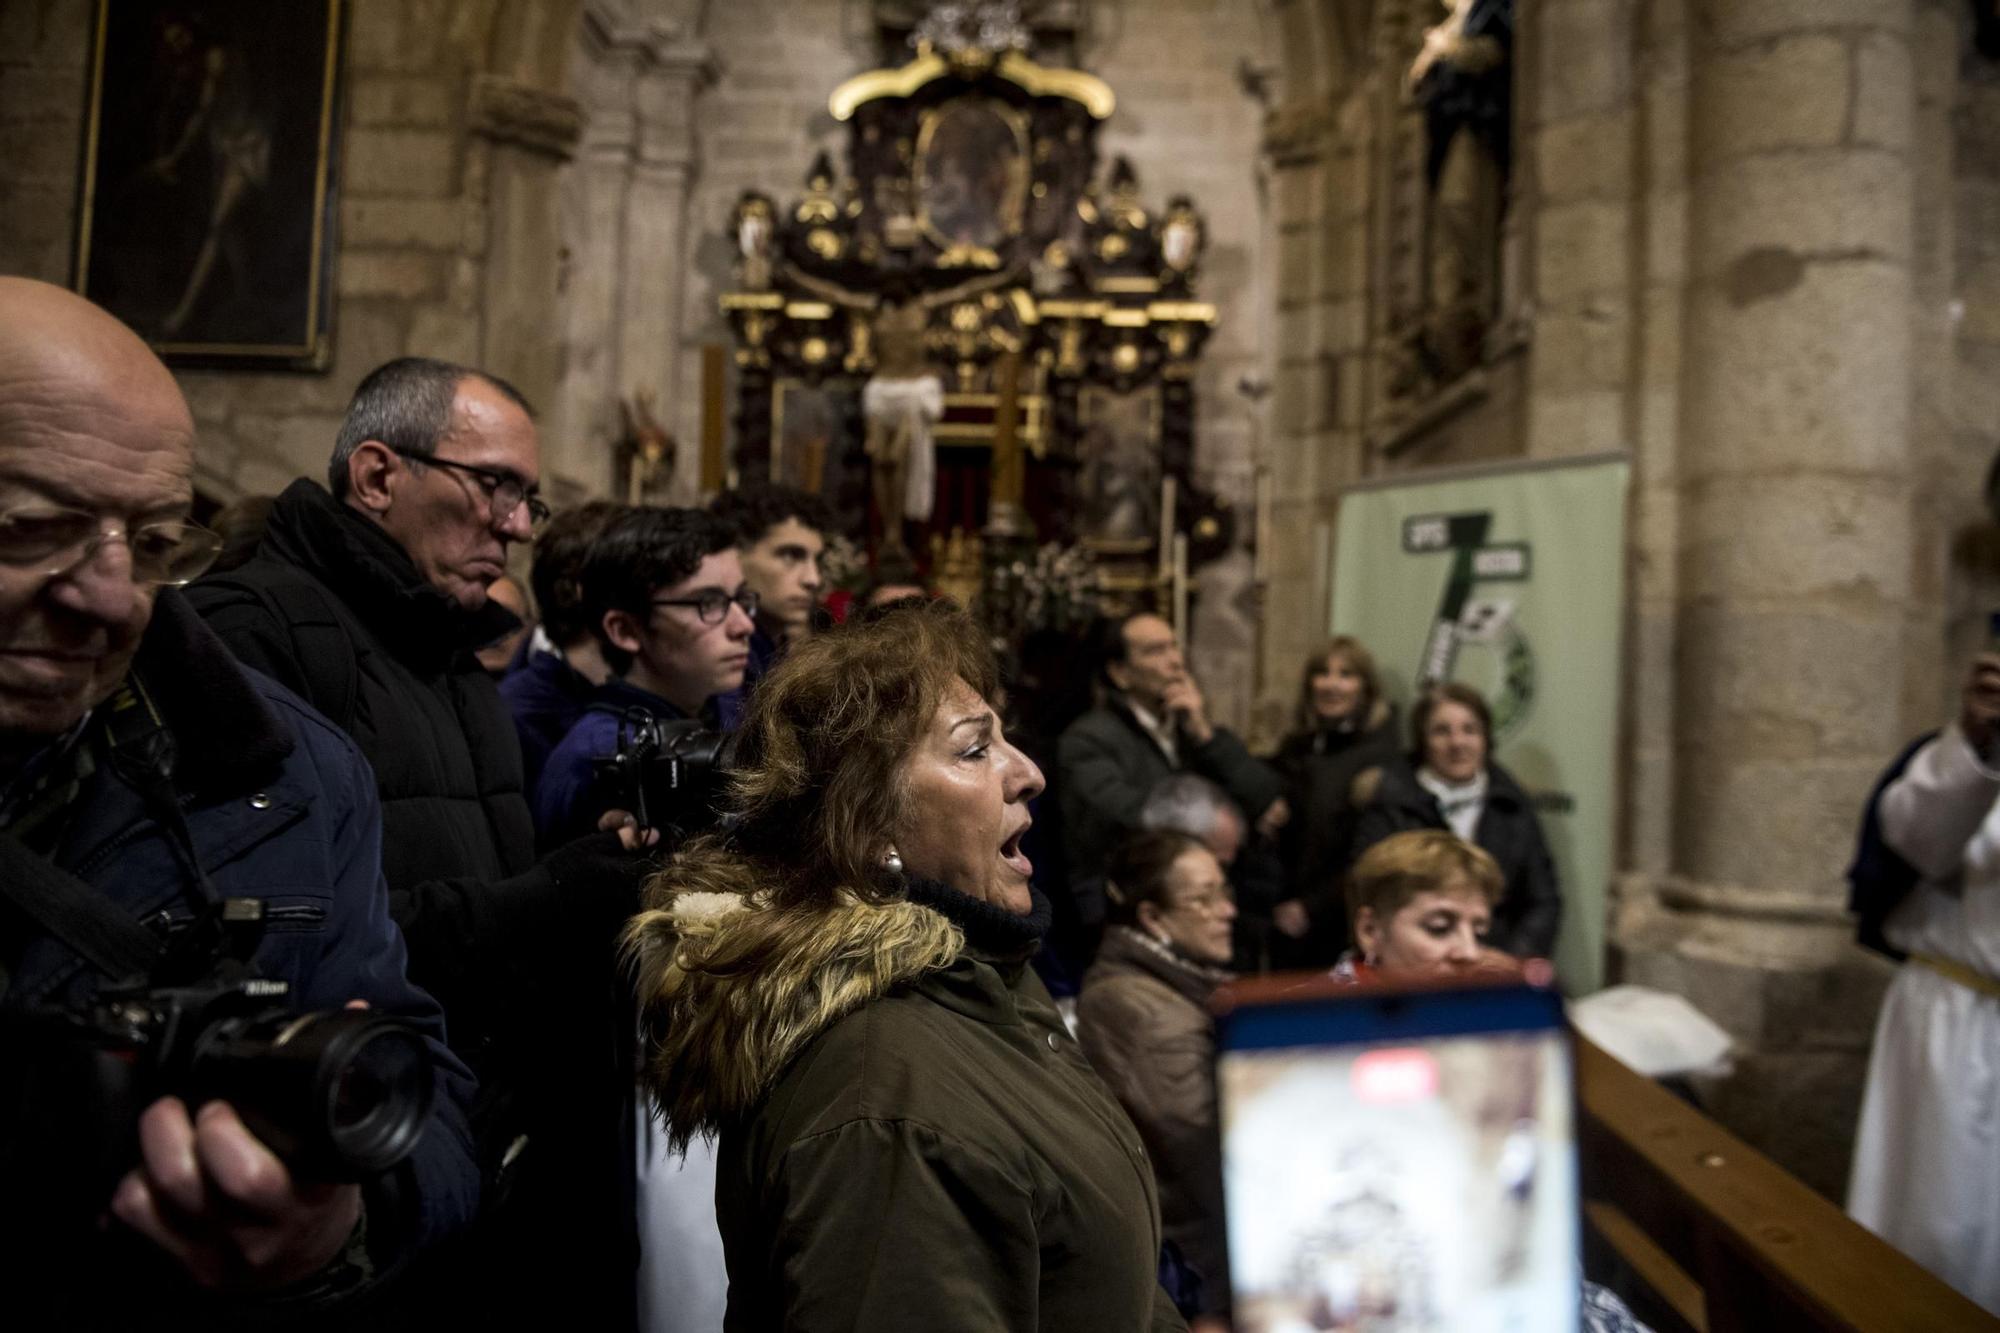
937 243 1003 269
829 50 1113 123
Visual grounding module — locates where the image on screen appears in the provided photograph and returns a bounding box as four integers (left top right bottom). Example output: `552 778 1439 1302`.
1219 1028 1578 1333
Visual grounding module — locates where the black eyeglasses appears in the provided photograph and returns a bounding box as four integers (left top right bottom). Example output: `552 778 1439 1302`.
0 505 223 587
651 589 760 626
391 447 550 528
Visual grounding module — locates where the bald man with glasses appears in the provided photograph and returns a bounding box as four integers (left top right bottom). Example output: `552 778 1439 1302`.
0 281 479 1324
188 356 655 1322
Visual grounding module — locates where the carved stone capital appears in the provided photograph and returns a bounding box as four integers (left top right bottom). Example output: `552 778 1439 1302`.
580 1 719 86
1262 95 1334 165
469 75 585 159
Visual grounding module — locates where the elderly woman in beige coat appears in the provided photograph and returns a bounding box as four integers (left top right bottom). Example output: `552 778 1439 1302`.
1078 829 1238 1329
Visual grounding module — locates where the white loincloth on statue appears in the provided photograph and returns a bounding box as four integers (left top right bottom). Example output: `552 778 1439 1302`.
863 374 944 522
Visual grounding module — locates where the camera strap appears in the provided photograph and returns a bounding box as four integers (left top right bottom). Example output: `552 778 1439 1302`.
0 833 163 983
0 675 221 986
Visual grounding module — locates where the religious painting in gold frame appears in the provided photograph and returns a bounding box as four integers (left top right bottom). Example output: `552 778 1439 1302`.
1076 383 1161 558
770 379 855 497
914 98 1030 264
73 0 345 369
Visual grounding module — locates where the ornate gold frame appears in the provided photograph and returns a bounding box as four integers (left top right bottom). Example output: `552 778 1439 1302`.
830 50 1115 123
913 98 1031 263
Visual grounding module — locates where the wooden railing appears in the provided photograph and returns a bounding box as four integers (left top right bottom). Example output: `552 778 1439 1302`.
1577 1037 1998 1332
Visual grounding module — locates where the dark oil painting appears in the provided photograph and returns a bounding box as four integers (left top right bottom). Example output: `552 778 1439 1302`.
74 1 344 367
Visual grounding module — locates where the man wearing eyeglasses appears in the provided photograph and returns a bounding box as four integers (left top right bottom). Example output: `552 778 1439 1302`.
0 281 478 1321
534 507 755 845
188 357 656 1322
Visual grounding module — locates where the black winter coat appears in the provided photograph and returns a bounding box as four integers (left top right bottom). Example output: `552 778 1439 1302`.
188 479 642 1324
188 480 534 891
1272 701 1403 947
1349 757 1562 959
1056 697 1285 922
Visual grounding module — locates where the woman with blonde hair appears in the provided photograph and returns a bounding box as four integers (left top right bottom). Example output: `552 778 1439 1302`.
1327 828 1651 1333
1333 827 1506 981
1272 637 1402 957
626 600 1187 1332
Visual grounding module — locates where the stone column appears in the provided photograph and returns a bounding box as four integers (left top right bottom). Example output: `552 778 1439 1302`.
470 74 586 471
1633 0 1915 1195
618 37 714 502
561 7 714 501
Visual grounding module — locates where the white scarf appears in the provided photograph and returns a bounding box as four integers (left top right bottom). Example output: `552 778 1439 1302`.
1417 765 1488 841
1124 696 1179 766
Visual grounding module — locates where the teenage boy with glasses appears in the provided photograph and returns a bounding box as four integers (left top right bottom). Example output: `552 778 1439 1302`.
534 506 757 846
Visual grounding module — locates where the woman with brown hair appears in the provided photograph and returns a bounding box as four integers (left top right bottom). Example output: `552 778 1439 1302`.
1348 681 1561 959
1078 829 1238 1329
626 601 1187 1333
1271 637 1403 957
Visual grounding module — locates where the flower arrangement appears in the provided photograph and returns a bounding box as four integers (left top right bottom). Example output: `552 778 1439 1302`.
1006 540 1100 634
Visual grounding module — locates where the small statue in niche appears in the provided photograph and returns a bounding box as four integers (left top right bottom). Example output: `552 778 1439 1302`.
1158 196 1204 279
1401 0 1514 395
618 389 675 503
863 299 945 554
733 192 776 290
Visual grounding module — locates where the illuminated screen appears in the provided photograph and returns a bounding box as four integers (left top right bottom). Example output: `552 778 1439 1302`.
1218 1005 1579 1333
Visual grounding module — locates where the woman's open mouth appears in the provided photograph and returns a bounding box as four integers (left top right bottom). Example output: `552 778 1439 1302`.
999 826 1033 878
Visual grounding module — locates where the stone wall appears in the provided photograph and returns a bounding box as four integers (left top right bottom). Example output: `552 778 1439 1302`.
0 0 584 506
1078 4 1277 731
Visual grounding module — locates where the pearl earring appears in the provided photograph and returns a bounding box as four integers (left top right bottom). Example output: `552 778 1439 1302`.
883 851 904 874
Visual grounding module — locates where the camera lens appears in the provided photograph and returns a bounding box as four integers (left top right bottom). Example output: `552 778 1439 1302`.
192 1008 434 1180
293 1012 434 1175
319 1018 433 1170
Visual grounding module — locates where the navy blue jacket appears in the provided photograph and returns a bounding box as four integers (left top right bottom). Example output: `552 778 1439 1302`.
535 678 692 847
5 592 478 1318
499 647 596 796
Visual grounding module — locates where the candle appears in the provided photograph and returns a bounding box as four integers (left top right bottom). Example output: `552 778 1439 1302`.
1159 474 1177 582
700 345 727 496
1172 532 1189 642
1254 468 1272 583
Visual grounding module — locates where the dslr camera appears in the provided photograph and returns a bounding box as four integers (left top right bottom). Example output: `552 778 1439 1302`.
3 904 435 1236
592 709 731 836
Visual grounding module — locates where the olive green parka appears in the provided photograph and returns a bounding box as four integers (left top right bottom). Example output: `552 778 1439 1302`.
631 883 1190 1333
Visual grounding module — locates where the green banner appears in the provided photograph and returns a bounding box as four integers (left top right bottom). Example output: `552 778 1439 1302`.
1330 455 1629 993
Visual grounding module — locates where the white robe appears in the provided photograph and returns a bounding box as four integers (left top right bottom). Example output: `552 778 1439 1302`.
1847 722 2000 1314
635 1107 728 1332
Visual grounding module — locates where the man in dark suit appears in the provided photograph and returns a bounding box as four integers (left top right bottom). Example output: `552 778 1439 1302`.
1056 613 1286 958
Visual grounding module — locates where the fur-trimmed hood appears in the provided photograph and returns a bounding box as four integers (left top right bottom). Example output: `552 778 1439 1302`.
627 884 966 1147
